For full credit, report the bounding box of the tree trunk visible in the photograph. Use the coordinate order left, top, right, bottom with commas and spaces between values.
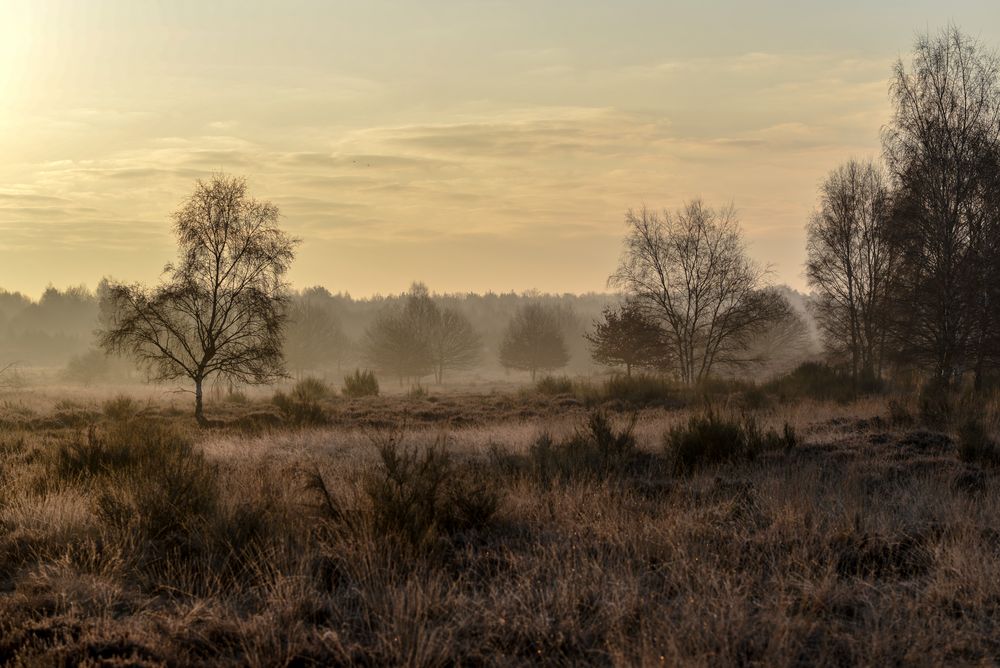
194, 378, 206, 426
626, 362, 631, 378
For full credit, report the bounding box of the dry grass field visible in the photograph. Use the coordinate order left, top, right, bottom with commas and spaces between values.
1, 383, 999, 666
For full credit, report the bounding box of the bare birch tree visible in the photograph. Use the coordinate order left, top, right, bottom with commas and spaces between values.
610, 200, 789, 384
882, 26, 1000, 385
99, 175, 297, 424
806, 159, 898, 386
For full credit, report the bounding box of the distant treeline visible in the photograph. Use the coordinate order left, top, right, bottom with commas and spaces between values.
0, 282, 816, 384
0, 285, 98, 366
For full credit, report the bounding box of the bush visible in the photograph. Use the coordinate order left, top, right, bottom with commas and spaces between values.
527, 410, 640, 485
343, 369, 379, 398
363, 433, 499, 550
273, 376, 333, 426
765, 362, 873, 403
739, 385, 772, 411
536, 375, 574, 395
407, 383, 428, 399
55, 419, 198, 481
666, 411, 745, 473
272, 390, 328, 427
54, 420, 218, 544
888, 398, 914, 427
958, 418, 1000, 467
919, 379, 954, 427
102, 395, 141, 421
602, 373, 675, 406
666, 410, 795, 474
291, 377, 332, 402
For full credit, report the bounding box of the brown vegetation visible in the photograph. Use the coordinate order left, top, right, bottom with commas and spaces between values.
1, 385, 999, 665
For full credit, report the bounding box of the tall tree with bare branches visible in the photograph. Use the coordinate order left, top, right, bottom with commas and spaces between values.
610, 200, 790, 384
806, 159, 899, 387
99, 175, 297, 423
883, 26, 1000, 386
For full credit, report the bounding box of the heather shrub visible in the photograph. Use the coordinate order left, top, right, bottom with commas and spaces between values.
765, 362, 865, 403
53, 420, 219, 545
536, 375, 574, 395
291, 376, 332, 402
362, 433, 499, 550
407, 383, 429, 399
343, 369, 379, 398
102, 395, 141, 421
272, 390, 328, 427
888, 398, 915, 427
528, 410, 640, 485
958, 418, 1000, 467
224, 388, 250, 404
602, 373, 674, 406
919, 379, 954, 427
666, 410, 795, 473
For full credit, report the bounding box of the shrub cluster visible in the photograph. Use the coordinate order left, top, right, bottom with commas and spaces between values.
918, 379, 959, 428
602, 373, 675, 406
361, 433, 500, 551
958, 418, 1000, 467
343, 369, 379, 398
291, 376, 332, 402
102, 394, 142, 420
666, 410, 796, 473
54, 420, 218, 545
526, 410, 641, 485
765, 362, 878, 403
535, 375, 575, 395
272, 377, 331, 426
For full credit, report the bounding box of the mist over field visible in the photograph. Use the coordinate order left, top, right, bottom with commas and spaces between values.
4, 3, 1000, 666
0, 282, 817, 389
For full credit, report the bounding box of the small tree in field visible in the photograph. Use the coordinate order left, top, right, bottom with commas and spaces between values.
99, 175, 297, 424
499, 303, 569, 380
585, 300, 667, 376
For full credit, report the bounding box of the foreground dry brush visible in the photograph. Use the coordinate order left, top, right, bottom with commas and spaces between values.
1, 393, 999, 665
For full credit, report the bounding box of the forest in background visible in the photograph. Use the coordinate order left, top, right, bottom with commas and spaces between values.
0, 282, 819, 385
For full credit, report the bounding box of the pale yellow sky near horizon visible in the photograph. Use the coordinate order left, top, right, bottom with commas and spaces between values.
2, 1, 1000, 299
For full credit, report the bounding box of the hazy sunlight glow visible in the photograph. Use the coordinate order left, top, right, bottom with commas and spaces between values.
1, 1, 999, 298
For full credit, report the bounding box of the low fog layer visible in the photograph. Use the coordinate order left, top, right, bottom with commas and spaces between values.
0, 283, 818, 388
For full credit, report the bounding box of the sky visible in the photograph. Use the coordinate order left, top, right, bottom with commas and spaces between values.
2, 1, 1000, 299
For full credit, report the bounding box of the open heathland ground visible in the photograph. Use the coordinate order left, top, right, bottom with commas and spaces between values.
1, 384, 999, 666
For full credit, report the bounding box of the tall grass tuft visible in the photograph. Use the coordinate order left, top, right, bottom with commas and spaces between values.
343, 369, 379, 398
291, 376, 332, 402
